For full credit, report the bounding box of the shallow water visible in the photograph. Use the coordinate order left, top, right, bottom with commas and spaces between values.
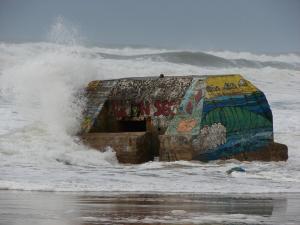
1, 191, 299, 225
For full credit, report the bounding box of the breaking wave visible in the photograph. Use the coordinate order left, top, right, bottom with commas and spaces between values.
96, 51, 300, 70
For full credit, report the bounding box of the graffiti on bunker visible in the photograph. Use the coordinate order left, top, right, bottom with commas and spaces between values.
110, 100, 177, 119
194, 75, 273, 160
81, 74, 281, 162
166, 78, 206, 135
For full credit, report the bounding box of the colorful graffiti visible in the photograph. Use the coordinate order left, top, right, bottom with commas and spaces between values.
139, 101, 150, 116
80, 80, 117, 134
86, 80, 101, 91
205, 75, 257, 99
193, 75, 273, 160
81, 75, 276, 161
164, 74, 273, 161
111, 100, 177, 119
112, 101, 128, 118
81, 117, 93, 133
177, 119, 197, 132
192, 123, 227, 153
166, 78, 206, 135
154, 100, 176, 116
201, 106, 272, 133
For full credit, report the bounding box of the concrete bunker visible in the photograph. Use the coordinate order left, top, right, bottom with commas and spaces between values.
80, 75, 288, 164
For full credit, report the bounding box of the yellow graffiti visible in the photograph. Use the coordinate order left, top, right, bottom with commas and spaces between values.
205, 75, 258, 99
86, 80, 101, 91
177, 119, 197, 133
81, 117, 92, 132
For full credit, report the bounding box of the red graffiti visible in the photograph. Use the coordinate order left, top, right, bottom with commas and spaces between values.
112, 100, 176, 118
139, 101, 150, 116
194, 90, 202, 103
154, 100, 176, 116
185, 101, 193, 114
112, 102, 127, 118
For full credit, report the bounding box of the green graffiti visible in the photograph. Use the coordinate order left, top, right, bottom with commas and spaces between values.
201, 106, 272, 133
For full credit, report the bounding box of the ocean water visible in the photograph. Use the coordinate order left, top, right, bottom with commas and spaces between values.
0, 22, 300, 194
1, 41, 299, 194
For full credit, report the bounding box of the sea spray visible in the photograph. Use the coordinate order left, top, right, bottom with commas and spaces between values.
0, 18, 118, 167
47, 16, 82, 46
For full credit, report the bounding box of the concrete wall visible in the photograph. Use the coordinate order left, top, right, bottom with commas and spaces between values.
81, 132, 157, 164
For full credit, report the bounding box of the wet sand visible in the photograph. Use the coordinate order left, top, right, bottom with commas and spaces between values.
0, 191, 299, 225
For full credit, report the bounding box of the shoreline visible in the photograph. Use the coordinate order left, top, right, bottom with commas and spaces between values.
1, 190, 299, 224
2, 188, 300, 195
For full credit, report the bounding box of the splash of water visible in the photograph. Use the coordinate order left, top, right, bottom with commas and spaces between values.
0, 17, 118, 167
47, 16, 82, 46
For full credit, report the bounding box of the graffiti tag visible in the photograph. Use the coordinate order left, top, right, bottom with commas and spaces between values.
154, 100, 176, 116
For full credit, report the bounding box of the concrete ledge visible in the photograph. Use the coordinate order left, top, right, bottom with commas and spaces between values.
159, 135, 195, 161
159, 134, 288, 162
224, 142, 288, 162
81, 132, 155, 164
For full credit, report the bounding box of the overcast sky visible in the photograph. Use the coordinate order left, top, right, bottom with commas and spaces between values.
0, 0, 299, 53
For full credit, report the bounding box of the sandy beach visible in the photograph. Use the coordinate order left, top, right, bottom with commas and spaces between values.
0, 190, 299, 225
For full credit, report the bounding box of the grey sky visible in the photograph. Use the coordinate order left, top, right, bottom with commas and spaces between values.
0, 0, 299, 53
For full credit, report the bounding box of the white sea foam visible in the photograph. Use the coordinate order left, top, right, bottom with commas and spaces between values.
205, 50, 300, 64
0, 19, 299, 193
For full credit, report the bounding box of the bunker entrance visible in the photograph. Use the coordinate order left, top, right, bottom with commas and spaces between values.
117, 120, 146, 132
87, 101, 160, 163
91, 101, 152, 133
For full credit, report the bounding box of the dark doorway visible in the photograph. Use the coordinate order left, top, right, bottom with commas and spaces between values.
118, 120, 146, 132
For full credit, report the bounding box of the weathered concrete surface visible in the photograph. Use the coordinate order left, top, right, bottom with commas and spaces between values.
109, 76, 192, 101
80, 74, 288, 163
81, 76, 193, 135
159, 135, 288, 162
225, 142, 288, 162
80, 80, 117, 134
159, 135, 194, 161
81, 132, 156, 164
